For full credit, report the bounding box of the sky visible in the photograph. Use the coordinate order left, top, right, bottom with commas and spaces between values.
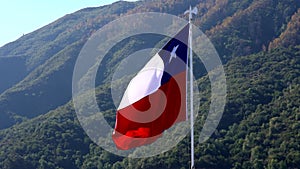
0, 0, 137, 47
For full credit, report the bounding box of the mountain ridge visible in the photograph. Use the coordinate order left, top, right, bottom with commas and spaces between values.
0, 0, 299, 168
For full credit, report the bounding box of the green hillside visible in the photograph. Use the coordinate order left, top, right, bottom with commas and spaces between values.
0, 0, 299, 168
0, 47, 299, 169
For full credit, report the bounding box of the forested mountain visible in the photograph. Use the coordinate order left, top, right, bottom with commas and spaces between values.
0, 0, 299, 168
0, 1, 138, 129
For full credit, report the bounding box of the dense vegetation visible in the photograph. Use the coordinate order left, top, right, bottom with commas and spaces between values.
0, 47, 299, 169
0, 0, 299, 168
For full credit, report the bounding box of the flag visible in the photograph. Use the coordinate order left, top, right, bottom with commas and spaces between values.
112, 24, 189, 150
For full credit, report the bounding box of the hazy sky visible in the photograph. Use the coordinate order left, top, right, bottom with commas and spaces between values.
0, 0, 137, 47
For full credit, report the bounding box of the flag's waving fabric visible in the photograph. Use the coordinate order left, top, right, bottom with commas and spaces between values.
112, 24, 189, 150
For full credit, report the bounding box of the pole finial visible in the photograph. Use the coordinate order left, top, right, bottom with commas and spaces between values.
184, 6, 198, 21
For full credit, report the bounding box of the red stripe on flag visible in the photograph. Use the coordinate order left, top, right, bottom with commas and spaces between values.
112, 71, 186, 150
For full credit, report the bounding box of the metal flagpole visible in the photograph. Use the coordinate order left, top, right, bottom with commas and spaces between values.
185, 6, 198, 169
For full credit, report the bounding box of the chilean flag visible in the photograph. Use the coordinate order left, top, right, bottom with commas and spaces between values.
112, 24, 189, 150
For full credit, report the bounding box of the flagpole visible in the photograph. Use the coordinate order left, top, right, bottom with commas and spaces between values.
189, 11, 195, 169
185, 6, 197, 169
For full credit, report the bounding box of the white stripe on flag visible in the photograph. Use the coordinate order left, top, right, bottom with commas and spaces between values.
118, 53, 164, 110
